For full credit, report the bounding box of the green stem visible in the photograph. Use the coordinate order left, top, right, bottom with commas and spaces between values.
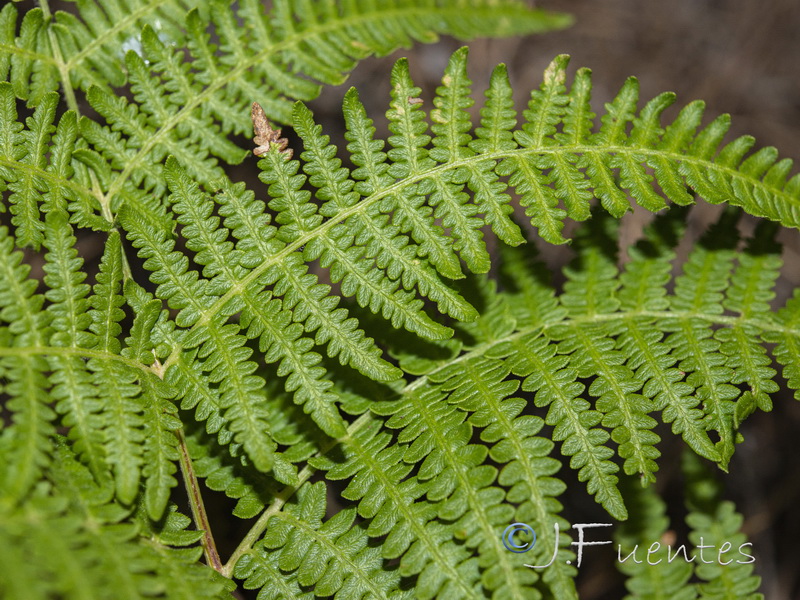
221, 412, 373, 578
176, 427, 223, 574
38, 0, 80, 114
39, 0, 114, 222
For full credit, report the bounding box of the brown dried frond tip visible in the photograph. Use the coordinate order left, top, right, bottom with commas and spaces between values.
251, 102, 292, 159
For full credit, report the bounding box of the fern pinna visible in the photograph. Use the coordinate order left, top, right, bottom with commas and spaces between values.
1, 3, 797, 598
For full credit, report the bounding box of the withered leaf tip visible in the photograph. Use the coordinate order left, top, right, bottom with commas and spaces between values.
251, 102, 292, 159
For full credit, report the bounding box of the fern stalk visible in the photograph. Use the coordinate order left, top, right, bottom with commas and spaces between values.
176, 426, 222, 573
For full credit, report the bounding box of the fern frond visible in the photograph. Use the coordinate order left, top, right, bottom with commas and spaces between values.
683, 452, 763, 599
0, 84, 103, 246
384, 51, 800, 247
342, 88, 476, 324
2, 28, 798, 599
0, 440, 230, 600
239, 481, 407, 599
0, 0, 570, 218
120, 198, 278, 471
719, 221, 782, 425
614, 478, 695, 600
123, 299, 181, 519
0, 224, 55, 502
505, 330, 628, 519
161, 47, 800, 393
0, 1, 205, 105
311, 415, 483, 599
44, 210, 109, 482
616, 208, 720, 462
661, 210, 741, 467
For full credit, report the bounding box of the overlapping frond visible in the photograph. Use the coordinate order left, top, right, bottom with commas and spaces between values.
0, 214, 187, 516
2, 30, 796, 599
2, 0, 571, 223
0, 82, 105, 247
230, 203, 788, 597
682, 452, 763, 599
614, 478, 695, 600
0, 0, 204, 105
0, 440, 230, 600
612, 455, 762, 600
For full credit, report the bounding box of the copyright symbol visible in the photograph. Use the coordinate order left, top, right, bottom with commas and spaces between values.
502, 523, 536, 553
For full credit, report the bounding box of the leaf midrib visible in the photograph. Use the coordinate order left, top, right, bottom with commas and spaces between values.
183, 144, 798, 338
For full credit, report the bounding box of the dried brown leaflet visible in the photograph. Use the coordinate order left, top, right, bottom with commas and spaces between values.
251, 102, 293, 159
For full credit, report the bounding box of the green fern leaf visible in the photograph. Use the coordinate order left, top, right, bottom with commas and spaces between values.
429, 47, 491, 274
615, 478, 696, 600
342, 88, 475, 325
719, 221, 782, 425
3, 22, 798, 598
242, 481, 407, 599
1, 0, 570, 223
0, 224, 55, 502
661, 210, 740, 467
469, 63, 524, 246
0, 82, 106, 236
0, 439, 230, 600
683, 452, 763, 600
617, 208, 720, 462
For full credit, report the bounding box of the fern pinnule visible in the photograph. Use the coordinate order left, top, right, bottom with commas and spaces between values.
429, 47, 491, 274
470, 63, 525, 247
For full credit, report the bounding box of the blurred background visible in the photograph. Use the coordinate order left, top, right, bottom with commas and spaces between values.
300, 2, 800, 598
